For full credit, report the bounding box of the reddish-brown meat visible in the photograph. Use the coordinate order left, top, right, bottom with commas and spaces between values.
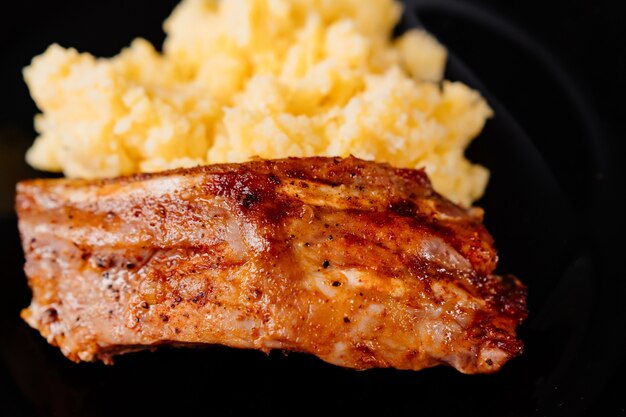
16, 156, 526, 373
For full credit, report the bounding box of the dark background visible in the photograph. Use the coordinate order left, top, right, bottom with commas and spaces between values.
1, 1, 624, 416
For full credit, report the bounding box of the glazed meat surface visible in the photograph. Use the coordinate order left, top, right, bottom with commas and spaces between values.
16, 156, 526, 373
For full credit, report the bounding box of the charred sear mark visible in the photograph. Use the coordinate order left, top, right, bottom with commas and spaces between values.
267, 173, 281, 185
389, 200, 418, 218
191, 291, 207, 305
95, 256, 110, 268
486, 274, 528, 319
42, 308, 58, 324
241, 192, 259, 208
310, 177, 340, 187
285, 169, 306, 179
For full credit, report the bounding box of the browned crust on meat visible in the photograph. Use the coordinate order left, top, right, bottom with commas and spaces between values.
16, 156, 527, 373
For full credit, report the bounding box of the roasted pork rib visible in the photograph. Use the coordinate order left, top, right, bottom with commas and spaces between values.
16, 156, 526, 373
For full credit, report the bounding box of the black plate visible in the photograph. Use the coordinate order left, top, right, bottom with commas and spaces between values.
1, 1, 623, 416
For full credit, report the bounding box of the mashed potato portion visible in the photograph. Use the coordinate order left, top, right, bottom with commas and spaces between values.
24, 0, 492, 206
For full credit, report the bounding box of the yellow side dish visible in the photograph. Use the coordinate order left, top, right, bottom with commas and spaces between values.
24, 0, 492, 206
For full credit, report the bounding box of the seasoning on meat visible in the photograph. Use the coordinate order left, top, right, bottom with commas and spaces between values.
16, 156, 526, 373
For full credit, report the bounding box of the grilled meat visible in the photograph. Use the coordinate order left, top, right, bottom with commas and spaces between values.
16, 156, 526, 373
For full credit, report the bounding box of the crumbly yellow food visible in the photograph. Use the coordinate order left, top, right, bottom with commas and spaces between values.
24, 0, 492, 206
